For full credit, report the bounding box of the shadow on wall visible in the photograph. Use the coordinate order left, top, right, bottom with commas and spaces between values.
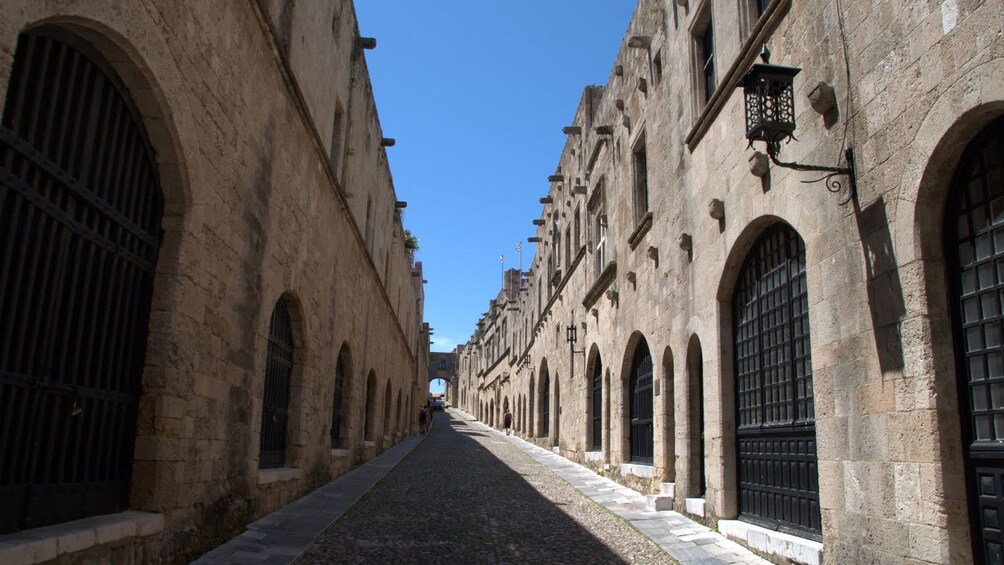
855, 196, 906, 375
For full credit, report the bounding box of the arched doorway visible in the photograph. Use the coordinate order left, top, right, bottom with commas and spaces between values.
331, 346, 349, 448
588, 349, 603, 451
260, 299, 295, 469
629, 339, 654, 464
946, 117, 1004, 561
529, 373, 536, 437
364, 372, 378, 441
382, 380, 392, 440
541, 368, 551, 438
686, 336, 705, 497
0, 29, 165, 532
733, 222, 820, 536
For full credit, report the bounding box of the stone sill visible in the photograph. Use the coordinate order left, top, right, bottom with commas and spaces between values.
627, 211, 653, 250
330, 448, 351, 460
584, 450, 604, 463
582, 260, 617, 309
685, 497, 706, 517
718, 519, 822, 565
619, 462, 654, 479
257, 466, 303, 485
0, 511, 163, 565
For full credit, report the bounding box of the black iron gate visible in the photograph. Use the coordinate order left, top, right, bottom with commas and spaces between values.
733, 223, 820, 538
947, 118, 1004, 564
542, 371, 550, 437
330, 354, 345, 448
592, 357, 602, 451
260, 300, 294, 469
0, 30, 163, 533
630, 341, 653, 464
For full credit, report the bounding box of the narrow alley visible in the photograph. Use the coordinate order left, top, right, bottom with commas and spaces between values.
199, 410, 768, 564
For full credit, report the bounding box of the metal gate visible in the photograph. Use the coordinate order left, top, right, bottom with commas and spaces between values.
733, 223, 820, 537
630, 341, 653, 464
542, 371, 550, 437
260, 300, 293, 469
592, 357, 602, 451
0, 30, 163, 533
947, 118, 1004, 564
330, 354, 345, 448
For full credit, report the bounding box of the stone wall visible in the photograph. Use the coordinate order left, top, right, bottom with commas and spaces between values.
457, 0, 1004, 563
0, 0, 427, 562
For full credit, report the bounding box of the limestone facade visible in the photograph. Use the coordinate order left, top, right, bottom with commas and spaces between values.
456, 0, 1004, 563
0, 0, 427, 562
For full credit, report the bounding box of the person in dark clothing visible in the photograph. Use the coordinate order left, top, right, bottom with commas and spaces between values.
503, 408, 513, 436
418, 406, 428, 434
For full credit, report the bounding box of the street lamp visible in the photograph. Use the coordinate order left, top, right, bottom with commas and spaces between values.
739, 45, 856, 202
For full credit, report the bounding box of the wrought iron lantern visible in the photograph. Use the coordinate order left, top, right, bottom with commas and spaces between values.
739, 45, 856, 202
741, 50, 800, 149
566, 324, 577, 345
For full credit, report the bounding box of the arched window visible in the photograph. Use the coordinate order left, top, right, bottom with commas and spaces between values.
591, 354, 603, 451
364, 372, 377, 441
331, 352, 347, 448
260, 299, 294, 469
630, 340, 654, 464
733, 223, 819, 536
946, 118, 1004, 561
542, 370, 551, 437
0, 29, 164, 532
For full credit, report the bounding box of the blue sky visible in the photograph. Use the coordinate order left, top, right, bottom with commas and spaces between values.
354, 3, 637, 392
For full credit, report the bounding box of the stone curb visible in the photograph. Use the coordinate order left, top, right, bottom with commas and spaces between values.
191, 433, 427, 565
454, 408, 770, 565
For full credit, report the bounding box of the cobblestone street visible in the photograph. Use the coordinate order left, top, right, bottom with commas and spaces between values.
298, 411, 674, 564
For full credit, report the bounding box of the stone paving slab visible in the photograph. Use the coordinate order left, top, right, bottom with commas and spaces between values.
191, 432, 426, 565
298, 409, 675, 564
454, 409, 770, 565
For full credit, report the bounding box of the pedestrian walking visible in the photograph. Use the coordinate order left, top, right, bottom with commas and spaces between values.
503, 408, 512, 436
418, 406, 428, 434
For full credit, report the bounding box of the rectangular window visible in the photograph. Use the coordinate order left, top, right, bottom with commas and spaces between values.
565, 226, 571, 271
594, 214, 607, 279
653, 50, 663, 86
698, 15, 716, 105
632, 136, 649, 226
574, 206, 581, 252
330, 101, 345, 173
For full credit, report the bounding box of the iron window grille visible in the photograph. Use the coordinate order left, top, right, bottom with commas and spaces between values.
260, 300, 294, 469
0, 29, 163, 533
946, 118, 1004, 562
733, 223, 820, 538
630, 343, 654, 464
542, 372, 550, 437
331, 356, 346, 449
591, 359, 603, 451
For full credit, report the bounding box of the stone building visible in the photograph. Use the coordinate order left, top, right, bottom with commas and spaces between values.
457, 0, 1004, 562
429, 350, 459, 404
0, 0, 427, 563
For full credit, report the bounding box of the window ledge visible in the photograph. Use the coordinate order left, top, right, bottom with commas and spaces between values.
582, 261, 617, 309
0, 511, 164, 564
627, 212, 653, 250
330, 448, 351, 459
257, 466, 302, 485
584, 450, 604, 463
620, 462, 654, 479
718, 519, 822, 565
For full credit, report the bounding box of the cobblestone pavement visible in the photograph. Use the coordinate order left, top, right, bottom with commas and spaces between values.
474, 415, 770, 565
297, 410, 675, 564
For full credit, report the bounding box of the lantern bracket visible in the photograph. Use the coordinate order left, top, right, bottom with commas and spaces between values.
765, 143, 857, 205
